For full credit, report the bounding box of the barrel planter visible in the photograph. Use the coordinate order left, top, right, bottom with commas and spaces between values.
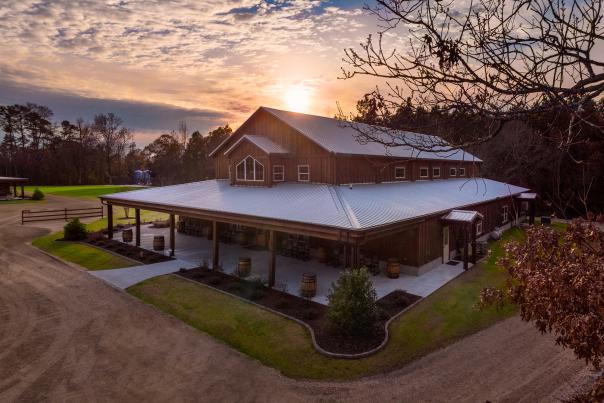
153, 235, 165, 251
387, 258, 400, 279
237, 257, 251, 278
122, 228, 133, 243
300, 272, 317, 298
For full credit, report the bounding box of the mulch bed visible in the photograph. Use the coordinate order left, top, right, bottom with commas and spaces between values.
85, 236, 174, 265
176, 267, 421, 355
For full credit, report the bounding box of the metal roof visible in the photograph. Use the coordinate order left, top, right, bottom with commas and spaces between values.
517, 192, 538, 200
223, 135, 289, 156
0, 176, 29, 183
102, 178, 527, 231
442, 210, 484, 223
261, 107, 482, 162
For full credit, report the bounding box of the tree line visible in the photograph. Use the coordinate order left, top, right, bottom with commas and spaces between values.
351, 94, 604, 218
0, 103, 230, 186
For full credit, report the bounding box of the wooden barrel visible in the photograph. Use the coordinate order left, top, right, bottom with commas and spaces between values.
300, 272, 317, 298
237, 257, 251, 277
236, 231, 247, 245
316, 246, 327, 263
153, 235, 165, 251
387, 258, 400, 279
122, 228, 133, 243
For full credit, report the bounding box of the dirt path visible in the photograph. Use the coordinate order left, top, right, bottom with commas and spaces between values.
0, 196, 587, 402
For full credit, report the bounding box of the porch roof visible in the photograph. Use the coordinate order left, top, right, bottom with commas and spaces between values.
0, 176, 29, 184
101, 178, 528, 232
442, 210, 484, 223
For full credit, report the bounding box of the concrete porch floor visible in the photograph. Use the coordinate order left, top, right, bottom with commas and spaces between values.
118, 224, 465, 305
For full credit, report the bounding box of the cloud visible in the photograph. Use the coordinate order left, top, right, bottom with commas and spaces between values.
0, 0, 386, 135
0, 79, 233, 146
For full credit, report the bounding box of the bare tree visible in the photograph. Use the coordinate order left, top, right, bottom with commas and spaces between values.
341, 0, 604, 151
93, 113, 133, 184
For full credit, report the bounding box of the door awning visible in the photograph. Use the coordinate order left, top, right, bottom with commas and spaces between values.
441, 209, 483, 224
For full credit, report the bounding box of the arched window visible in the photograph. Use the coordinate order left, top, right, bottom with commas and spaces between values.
236, 156, 264, 181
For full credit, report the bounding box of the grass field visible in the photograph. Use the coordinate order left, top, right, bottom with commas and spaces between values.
28, 185, 167, 270
24, 185, 143, 199
128, 228, 524, 380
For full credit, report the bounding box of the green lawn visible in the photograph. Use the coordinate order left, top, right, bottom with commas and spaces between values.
24, 185, 144, 199
33, 230, 135, 271
128, 228, 525, 380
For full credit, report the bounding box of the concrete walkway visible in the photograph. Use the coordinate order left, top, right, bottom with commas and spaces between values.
90, 259, 197, 289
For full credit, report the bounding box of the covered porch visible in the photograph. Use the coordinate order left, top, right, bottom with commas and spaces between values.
104, 211, 465, 304
0, 176, 28, 199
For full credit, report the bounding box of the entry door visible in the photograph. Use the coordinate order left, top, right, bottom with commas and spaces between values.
442, 226, 450, 263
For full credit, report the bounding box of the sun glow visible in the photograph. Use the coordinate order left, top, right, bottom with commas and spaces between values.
284, 84, 311, 112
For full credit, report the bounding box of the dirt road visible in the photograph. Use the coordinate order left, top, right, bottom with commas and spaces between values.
0, 196, 588, 402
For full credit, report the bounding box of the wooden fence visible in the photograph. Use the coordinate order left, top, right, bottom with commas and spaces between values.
22, 207, 104, 224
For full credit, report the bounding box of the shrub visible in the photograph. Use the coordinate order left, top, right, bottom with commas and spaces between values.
31, 188, 44, 200
327, 267, 379, 336
248, 278, 266, 301
63, 218, 87, 241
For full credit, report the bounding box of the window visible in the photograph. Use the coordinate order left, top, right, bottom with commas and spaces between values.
273, 165, 284, 182
394, 166, 406, 179
419, 167, 429, 178
459, 167, 466, 176
502, 205, 509, 223
297, 164, 310, 182
433, 167, 441, 178
476, 220, 483, 235
235, 156, 264, 181
450, 167, 457, 176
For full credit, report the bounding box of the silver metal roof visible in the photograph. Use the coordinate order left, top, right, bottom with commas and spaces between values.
102, 178, 527, 231
517, 192, 537, 200
442, 210, 484, 223
0, 176, 29, 182
262, 107, 482, 162
223, 135, 289, 156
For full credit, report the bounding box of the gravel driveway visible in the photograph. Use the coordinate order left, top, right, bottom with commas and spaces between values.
0, 196, 588, 402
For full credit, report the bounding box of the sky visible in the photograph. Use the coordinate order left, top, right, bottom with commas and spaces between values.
0, 0, 384, 145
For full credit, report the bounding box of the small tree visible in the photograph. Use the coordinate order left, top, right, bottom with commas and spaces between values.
327, 267, 379, 336
63, 218, 87, 241
31, 188, 44, 200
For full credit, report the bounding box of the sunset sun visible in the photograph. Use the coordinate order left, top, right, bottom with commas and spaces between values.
284, 84, 311, 112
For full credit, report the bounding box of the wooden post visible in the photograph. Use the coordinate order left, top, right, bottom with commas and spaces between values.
343, 243, 350, 268
268, 229, 276, 287
529, 200, 536, 225
471, 222, 477, 264
13, 184, 17, 197
135, 208, 141, 246
169, 214, 175, 256
462, 225, 468, 270
352, 243, 360, 269
212, 221, 219, 269
107, 204, 113, 239
20, 185, 24, 199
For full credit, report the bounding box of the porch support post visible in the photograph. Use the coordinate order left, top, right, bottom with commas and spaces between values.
343, 243, 350, 268
471, 222, 477, 264
20, 185, 24, 198
169, 214, 176, 256
135, 208, 141, 246
107, 204, 114, 239
13, 184, 17, 197
462, 225, 468, 270
529, 200, 536, 225
268, 229, 276, 287
352, 242, 360, 269
212, 221, 219, 269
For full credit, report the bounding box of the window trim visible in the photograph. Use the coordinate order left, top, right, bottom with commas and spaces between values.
272, 165, 285, 182
433, 166, 441, 178
449, 167, 457, 177
235, 155, 265, 182
502, 205, 509, 223
459, 167, 466, 176
419, 166, 429, 178
297, 164, 310, 182
394, 166, 406, 179
476, 220, 483, 235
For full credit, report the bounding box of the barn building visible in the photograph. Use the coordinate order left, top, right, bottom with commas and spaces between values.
100, 107, 534, 297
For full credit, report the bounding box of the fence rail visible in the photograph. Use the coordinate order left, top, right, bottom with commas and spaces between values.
22, 206, 103, 224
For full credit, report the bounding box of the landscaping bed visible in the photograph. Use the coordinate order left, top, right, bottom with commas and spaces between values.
176, 267, 420, 355
86, 236, 173, 265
